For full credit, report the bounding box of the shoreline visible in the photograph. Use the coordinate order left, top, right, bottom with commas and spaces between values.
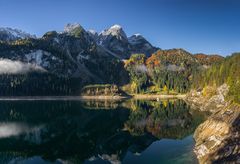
0, 94, 186, 101
132, 94, 186, 100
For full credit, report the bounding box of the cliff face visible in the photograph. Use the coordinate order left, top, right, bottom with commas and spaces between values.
186, 84, 240, 163
194, 104, 240, 163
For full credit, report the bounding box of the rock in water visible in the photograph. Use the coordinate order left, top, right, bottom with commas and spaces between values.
187, 84, 240, 163
194, 104, 240, 163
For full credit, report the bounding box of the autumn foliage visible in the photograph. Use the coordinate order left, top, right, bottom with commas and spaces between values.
194, 53, 224, 65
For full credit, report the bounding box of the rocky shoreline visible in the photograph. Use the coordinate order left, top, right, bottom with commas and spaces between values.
185, 84, 240, 163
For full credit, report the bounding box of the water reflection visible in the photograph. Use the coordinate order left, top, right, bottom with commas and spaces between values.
0, 99, 206, 164
124, 100, 201, 139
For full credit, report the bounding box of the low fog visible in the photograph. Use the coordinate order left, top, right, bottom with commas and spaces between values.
0, 59, 46, 74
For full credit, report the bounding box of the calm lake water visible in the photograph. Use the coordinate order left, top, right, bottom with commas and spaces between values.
0, 99, 206, 164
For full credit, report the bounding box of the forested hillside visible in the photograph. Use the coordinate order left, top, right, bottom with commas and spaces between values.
192, 53, 240, 103
123, 49, 223, 94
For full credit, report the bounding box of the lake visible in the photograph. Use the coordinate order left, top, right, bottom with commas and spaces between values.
0, 99, 206, 164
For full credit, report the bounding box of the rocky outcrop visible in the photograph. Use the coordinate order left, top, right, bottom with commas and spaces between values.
194, 104, 240, 163
186, 84, 240, 163
186, 84, 229, 113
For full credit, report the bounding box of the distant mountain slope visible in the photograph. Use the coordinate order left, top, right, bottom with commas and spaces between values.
0, 27, 36, 41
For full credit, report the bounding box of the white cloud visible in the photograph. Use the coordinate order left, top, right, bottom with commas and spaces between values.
0, 59, 46, 74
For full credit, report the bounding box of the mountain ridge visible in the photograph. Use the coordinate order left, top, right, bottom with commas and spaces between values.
0, 23, 227, 96
0, 23, 224, 58
0, 27, 36, 41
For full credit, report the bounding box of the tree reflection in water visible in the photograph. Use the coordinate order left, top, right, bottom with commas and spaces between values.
0, 99, 206, 163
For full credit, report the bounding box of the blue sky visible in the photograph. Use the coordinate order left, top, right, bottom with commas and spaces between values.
0, 0, 239, 56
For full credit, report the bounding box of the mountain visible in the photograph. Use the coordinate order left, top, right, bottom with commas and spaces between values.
0, 23, 226, 96
0, 23, 127, 79
0, 27, 36, 41
97, 24, 130, 59
128, 34, 158, 57
87, 29, 98, 41
0, 23, 129, 95
96, 24, 159, 59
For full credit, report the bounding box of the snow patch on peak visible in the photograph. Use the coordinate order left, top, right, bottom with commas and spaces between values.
128, 34, 146, 45
133, 33, 142, 37
100, 24, 127, 40
0, 27, 36, 41
64, 23, 83, 33
87, 29, 99, 41
110, 24, 122, 30
88, 29, 98, 35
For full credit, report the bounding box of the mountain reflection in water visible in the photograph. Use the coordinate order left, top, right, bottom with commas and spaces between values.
0, 99, 206, 164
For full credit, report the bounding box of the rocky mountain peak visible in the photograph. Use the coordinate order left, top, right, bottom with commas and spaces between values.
64, 23, 84, 33
128, 34, 158, 57
108, 24, 123, 33
99, 24, 127, 41
132, 33, 143, 38
88, 29, 98, 36
87, 29, 98, 41
128, 33, 146, 45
